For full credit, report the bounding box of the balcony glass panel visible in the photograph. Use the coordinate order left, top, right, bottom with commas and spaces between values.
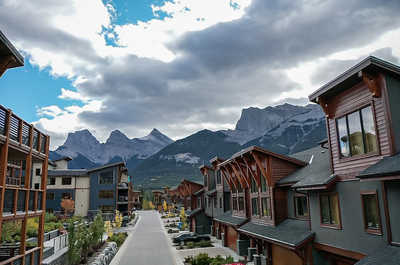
37, 192, 43, 210
25, 253, 32, 265
9, 116, 19, 142
22, 123, 30, 146
17, 190, 26, 212
0, 107, 6, 135
3, 189, 15, 214
29, 192, 35, 211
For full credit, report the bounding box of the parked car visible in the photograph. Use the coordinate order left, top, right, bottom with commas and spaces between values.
172, 232, 210, 244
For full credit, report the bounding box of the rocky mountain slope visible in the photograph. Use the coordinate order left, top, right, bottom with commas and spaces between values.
51, 128, 173, 167
51, 103, 326, 188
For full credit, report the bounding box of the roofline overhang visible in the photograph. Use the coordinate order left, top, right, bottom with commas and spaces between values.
237, 228, 315, 250
214, 217, 249, 228
219, 145, 307, 168
309, 56, 400, 102
293, 175, 338, 191
359, 174, 400, 182
0, 30, 24, 69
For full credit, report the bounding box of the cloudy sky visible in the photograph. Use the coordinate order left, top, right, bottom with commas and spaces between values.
1, 0, 400, 150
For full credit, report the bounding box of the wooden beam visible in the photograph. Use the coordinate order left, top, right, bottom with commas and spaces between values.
229, 163, 246, 189
242, 156, 260, 188
233, 159, 250, 188
316, 97, 333, 118
0, 109, 11, 238
252, 151, 271, 187
361, 71, 381, 98
219, 168, 233, 190
221, 165, 239, 191
0, 55, 15, 77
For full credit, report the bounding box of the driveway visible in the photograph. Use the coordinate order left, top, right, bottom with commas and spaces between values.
112, 211, 177, 265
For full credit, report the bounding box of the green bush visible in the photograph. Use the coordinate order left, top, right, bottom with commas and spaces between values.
186, 254, 234, 265
44, 213, 58, 223
196, 240, 212, 248
108, 232, 128, 247
186, 241, 195, 249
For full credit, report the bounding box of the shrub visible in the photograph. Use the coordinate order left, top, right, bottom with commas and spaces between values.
196, 240, 212, 248
186, 241, 194, 249
44, 213, 58, 223
108, 232, 128, 247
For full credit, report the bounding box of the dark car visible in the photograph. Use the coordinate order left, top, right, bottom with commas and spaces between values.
172, 232, 211, 244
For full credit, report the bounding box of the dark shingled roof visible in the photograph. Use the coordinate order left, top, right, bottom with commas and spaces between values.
214, 211, 248, 226
238, 219, 314, 248
278, 145, 335, 189
188, 208, 204, 218
358, 153, 400, 178
355, 246, 400, 265
48, 169, 88, 176
0, 30, 24, 68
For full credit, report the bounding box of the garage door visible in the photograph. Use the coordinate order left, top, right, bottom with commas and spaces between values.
272, 245, 302, 265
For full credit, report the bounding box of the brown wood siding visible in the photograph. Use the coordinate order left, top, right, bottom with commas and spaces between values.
270, 157, 300, 186
271, 245, 302, 265
327, 80, 391, 177
274, 189, 288, 224
226, 226, 238, 251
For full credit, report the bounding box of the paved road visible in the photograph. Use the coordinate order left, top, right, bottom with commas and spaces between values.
116, 211, 176, 265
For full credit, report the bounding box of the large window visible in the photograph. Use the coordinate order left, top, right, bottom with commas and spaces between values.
320, 193, 341, 228
238, 196, 245, 211
100, 205, 114, 213
46, 192, 55, 200
361, 191, 382, 235
232, 197, 238, 211
216, 171, 222, 184
47, 177, 56, 185
99, 190, 114, 199
62, 177, 72, 185
99, 171, 114, 185
261, 197, 271, 218
214, 197, 217, 208
337, 105, 378, 158
251, 177, 258, 193
295, 194, 309, 218
261, 176, 268, 192
251, 198, 259, 216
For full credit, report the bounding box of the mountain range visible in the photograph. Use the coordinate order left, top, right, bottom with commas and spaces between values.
50, 103, 326, 189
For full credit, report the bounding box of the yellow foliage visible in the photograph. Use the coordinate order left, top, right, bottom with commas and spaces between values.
163, 200, 168, 212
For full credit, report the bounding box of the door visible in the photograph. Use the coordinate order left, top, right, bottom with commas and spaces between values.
386, 180, 400, 244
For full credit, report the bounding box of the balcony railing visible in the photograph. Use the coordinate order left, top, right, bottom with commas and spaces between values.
0, 105, 48, 155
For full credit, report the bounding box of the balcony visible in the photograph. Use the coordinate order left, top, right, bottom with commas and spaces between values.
118, 182, 129, 190
117, 195, 129, 204
0, 105, 48, 158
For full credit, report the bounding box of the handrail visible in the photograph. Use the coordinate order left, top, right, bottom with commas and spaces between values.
0, 104, 48, 155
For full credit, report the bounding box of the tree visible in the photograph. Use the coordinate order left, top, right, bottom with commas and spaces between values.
89, 213, 105, 249
61, 199, 75, 218
163, 200, 168, 212
67, 223, 81, 265
142, 199, 150, 210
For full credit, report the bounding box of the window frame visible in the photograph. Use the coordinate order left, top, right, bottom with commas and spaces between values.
35, 168, 41, 176
47, 177, 56, 186
360, 190, 383, 235
335, 103, 380, 161
99, 170, 114, 185
294, 193, 309, 219
319, 192, 342, 229
46, 192, 55, 200
62, 177, 72, 186
99, 190, 114, 199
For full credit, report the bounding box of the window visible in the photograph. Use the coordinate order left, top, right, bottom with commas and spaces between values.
216, 171, 222, 184
261, 197, 271, 218
46, 192, 55, 200
62, 177, 72, 185
99, 190, 114, 199
214, 197, 217, 208
336, 105, 378, 158
204, 175, 208, 187
251, 198, 259, 216
232, 197, 238, 211
219, 198, 222, 209
320, 193, 341, 228
35, 168, 41, 176
99, 171, 113, 184
100, 205, 114, 213
251, 177, 258, 193
34, 183, 40, 190
261, 176, 268, 192
361, 191, 382, 234
62, 192, 72, 199
198, 198, 201, 208
295, 194, 309, 218
238, 196, 245, 211
47, 177, 56, 185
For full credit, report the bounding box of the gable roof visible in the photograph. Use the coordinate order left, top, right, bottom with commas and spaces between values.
278, 145, 336, 190
309, 56, 400, 102
214, 211, 248, 227
355, 245, 400, 265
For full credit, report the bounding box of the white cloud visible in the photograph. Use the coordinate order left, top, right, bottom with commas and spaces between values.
59, 88, 89, 102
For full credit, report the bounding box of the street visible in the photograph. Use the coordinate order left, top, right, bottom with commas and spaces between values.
113, 211, 177, 265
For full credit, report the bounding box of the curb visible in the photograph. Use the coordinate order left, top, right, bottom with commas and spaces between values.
158, 212, 184, 265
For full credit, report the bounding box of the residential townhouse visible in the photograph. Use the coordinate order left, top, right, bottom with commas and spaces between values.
0, 31, 50, 264
202, 56, 400, 265
45, 161, 135, 218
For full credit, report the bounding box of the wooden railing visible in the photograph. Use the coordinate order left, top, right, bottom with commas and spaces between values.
0, 105, 48, 155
